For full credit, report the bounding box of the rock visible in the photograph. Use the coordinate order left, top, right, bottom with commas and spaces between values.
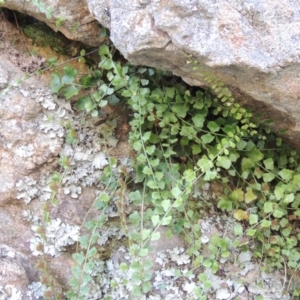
0, 61, 9, 89
1, 0, 104, 46
0, 59, 63, 205
0, 245, 38, 300
0, 40, 133, 296
87, 0, 300, 147
3, 0, 300, 145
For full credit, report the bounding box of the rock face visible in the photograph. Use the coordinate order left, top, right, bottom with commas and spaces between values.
2, 0, 299, 144
1, 0, 104, 46
87, 0, 300, 147
0, 17, 134, 297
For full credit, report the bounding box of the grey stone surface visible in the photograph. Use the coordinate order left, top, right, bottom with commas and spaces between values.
0, 61, 8, 89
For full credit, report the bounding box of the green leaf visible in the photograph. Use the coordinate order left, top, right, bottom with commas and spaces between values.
229, 151, 240, 162
66, 129, 78, 144
231, 188, 244, 202
282, 227, 291, 237
192, 114, 206, 129
273, 208, 285, 218
139, 248, 149, 257
150, 88, 164, 101
216, 156, 232, 169
161, 199, 171, 212
73, 252, 85, 265
151, 232, 161, 241
274, 184, 285, 201
50, 73, 63, 93
263, 158, 274, 170
283, 193, 294, 204
150, 158, 160, 167
142, 166, 152, 175
151, 215, 160, 226
279, 218, 289, 228
147, 180, 160, 189
63, 65, 77, 82
137, 154, 147, 163
171, 104, 189, 118
221, 251, 230, 258
120, 262, 128, 272
61, 85, 80, 99
84, 219, 96, 230
241, 158, 255, 171
207, 121, 220, 133
142, 229, 151, 240
107, 71, 114, 82
143, 260, 153, 270
98, 193, 109, 203
292, 195, 300, 208
129, 211, 141, 224
234, 224, 243, 235
180, 126, 197, 139
197, 156, 213, 172
234, 209, 248, 221
236, 139, 247, 150
155, 172, 164, 181
192, 144, 201, 155
211, 261, 219, 273
165, 87, 175, 98
171, 186, 182, 198
204, 170, 217, 181
87, 247, 97, 258
217, 196, 232, 212
161, 215, 172, 225
246, 228, 256, 236
163, 112, 177, 123
76, 96, 94, 111
91, 110, 98, 117
142, 281, 152, 293
101, 58, 114, 70
203, 260, 212, 268
292, 174, 300, 187
78, 235, 89, 249
264, 202, 274, 213
99, 45, 110, 56
201, 133, 215, 144
141, 79, 149, 86
278, 169, 294, 181
142, 131, 151, 142
263, 172, 275, 183
245, 189, 257, 203
182, 170, 194, 184
222, 124, 235, 137
173, 197, 183, 208
133, 141, 142, 151
249, 214, 258, 225
71, 265, 82, 279
261, 220, 271, 227
247, 149, 264, 162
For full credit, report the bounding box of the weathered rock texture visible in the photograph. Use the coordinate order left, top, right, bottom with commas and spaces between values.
87, 0, 300, 147
0, 0, 104, 46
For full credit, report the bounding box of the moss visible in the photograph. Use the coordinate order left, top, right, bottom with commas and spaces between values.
22, 22, 80, 56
